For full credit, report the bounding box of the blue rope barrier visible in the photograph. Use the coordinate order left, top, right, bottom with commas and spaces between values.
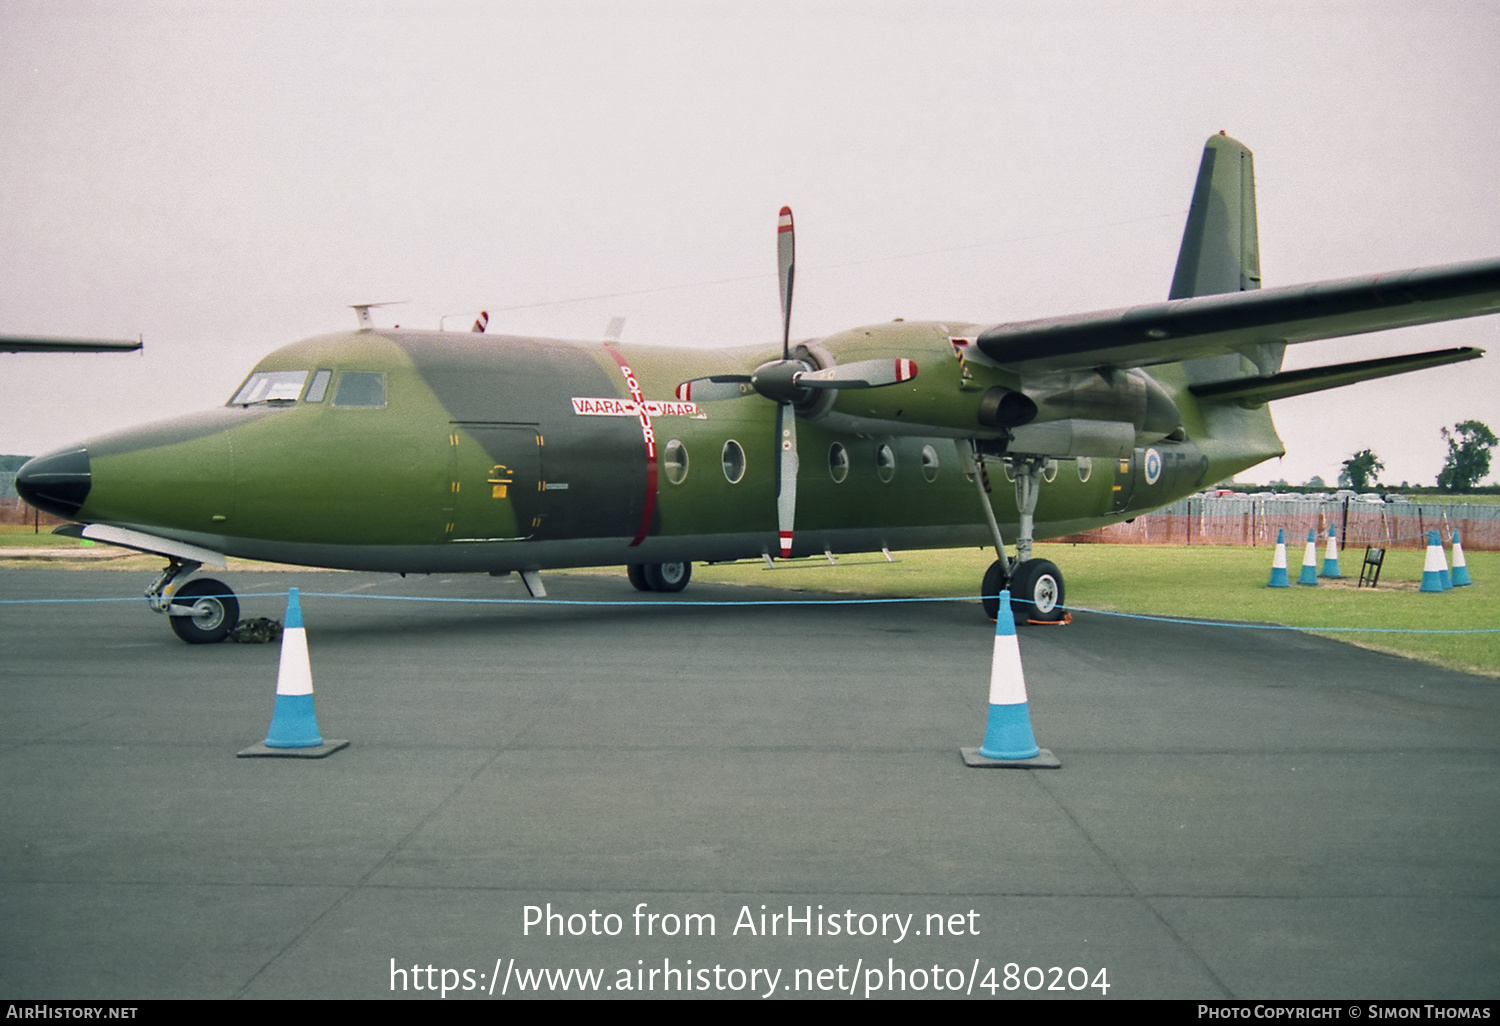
1, 589, 1495, 634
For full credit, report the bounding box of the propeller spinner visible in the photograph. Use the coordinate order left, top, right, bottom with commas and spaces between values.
673, 207, 919, 561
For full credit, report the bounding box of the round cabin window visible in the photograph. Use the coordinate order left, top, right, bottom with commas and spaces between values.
828, 442, 850, 483
664, 439, 689, 485
920, 444, 940, 483
721, 439, 746, 484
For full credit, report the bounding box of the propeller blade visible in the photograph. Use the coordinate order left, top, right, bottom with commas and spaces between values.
777, 206, 795, 359
775, 402, 798, 559
675, 375, 752, 402
797, 357, 919, 390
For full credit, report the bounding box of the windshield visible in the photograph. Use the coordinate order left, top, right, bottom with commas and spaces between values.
230, 371, 309, 405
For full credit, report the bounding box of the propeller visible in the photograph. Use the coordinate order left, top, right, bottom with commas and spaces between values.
774, 206, 798, 559
673, 207, 921, 561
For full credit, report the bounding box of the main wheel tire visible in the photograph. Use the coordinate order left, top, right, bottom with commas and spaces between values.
168, 578, 239, 644
1009, 558, 1065, 623
643, 561, 691, 593
626, 564, 652, 592
980, 559, 1009, 621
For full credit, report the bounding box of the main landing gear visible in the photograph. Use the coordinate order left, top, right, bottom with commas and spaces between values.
969, 445, 1067, 625
627, 561, 693, 593
148, 558, 240, 644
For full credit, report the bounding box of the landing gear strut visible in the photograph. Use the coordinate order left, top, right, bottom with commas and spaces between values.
969, 445, 1067, 624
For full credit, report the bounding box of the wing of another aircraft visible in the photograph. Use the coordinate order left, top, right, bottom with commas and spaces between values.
974, 256, 1500, 373
972, 256, 1500, 372
1, 334, 142, 353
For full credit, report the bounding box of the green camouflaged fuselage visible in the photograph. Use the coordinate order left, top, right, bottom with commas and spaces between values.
62, 323, 1283, 573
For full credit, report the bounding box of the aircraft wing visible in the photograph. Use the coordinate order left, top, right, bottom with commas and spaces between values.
1186, 346, 1483, 405
974, 256, 1500, 371
0, 334, 142, 353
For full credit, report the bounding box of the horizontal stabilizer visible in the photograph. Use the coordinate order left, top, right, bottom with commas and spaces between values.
1, 334, 141, 353
976, 256, 1500, 371
1188, 346, 1483, 406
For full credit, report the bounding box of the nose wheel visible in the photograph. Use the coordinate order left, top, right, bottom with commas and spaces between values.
167, 578, 240, 644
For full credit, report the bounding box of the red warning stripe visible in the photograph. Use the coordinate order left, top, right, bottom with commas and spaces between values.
603, 344, 657, 547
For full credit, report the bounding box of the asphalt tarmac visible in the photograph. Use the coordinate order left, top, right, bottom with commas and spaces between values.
1, 567, 1496, 1000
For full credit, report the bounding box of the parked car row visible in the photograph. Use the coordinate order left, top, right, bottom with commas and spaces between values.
1195, 489, 1409, 503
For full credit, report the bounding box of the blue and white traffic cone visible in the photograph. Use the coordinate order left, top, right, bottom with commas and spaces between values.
1320, 525, 1342, 578
1298, 528, 1320, 586
1451, 531, 1472, 587
1268, 529, 1290, 588
1420, 531, 1447, 594
962, 589, 1059, 768
238, 588, 348, 758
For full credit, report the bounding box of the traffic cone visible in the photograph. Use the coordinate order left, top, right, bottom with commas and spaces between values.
238, 588, 349, 758
1320, 525, 1343, 578
962, 589, 1059, 768
1420, 531, 1447, 594
1451, 531, 1472, 587
1298, 528, 1319, 586
1267, 529, 1290, 588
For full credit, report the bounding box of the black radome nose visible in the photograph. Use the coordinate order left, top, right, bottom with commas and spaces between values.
15, 447, 91, 518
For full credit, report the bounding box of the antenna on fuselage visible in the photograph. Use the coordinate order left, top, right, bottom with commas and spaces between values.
349, 302, 404, 330
603, 316, 625, 341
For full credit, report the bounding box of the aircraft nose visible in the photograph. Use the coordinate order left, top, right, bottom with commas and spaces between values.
15, 446, 92, 518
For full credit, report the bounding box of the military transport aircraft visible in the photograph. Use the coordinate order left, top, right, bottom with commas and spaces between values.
14, 134, 1499, 642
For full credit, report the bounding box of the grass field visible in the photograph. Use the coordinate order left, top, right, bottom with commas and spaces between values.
692, 544, 1499, 678
2, 524, 1494, 677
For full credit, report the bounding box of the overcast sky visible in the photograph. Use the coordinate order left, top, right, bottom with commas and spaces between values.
2, 0, 1496, 487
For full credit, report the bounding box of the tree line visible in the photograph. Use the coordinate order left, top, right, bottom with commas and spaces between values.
1340, 420, 1496, 492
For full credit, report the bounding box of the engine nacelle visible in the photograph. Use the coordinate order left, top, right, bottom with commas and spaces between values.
792, 322, 1183, 456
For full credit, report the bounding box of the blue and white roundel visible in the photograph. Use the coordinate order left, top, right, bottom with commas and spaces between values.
1143, 448, 1163, 485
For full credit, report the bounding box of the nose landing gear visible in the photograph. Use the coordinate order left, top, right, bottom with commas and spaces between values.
148, 558, 240, 643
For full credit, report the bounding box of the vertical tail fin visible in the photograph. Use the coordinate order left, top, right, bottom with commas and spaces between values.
1171, 132, 1260, 299
1175, 133, 1281, 381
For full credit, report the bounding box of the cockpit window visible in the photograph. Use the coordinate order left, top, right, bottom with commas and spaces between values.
304, 369, 333, 403
230, 371, 309, 406
332, 372, 386, 408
